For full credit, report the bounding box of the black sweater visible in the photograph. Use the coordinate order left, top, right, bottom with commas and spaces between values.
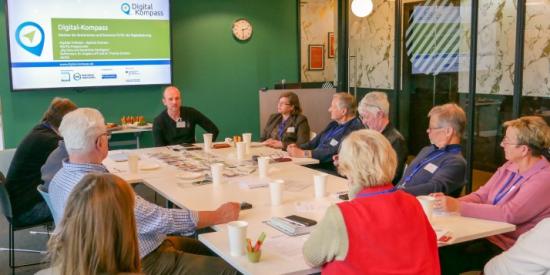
153, 106, 219, 146
6, 123, 60, 217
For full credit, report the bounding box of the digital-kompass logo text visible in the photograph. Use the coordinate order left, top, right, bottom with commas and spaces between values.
121, 2, 164, 17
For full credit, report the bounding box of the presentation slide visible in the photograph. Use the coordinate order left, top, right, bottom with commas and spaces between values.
7, 0, 171, 90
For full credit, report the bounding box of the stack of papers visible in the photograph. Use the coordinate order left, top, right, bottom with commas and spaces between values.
238, 176, 271, 189
264, 217, 316, 236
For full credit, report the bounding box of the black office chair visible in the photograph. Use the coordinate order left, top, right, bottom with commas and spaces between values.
0, 173, 51, 275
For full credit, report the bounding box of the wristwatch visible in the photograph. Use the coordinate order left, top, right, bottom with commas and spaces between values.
304, 150, 312, 158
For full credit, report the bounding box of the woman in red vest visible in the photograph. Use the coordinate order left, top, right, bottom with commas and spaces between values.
303, 129, 440, 274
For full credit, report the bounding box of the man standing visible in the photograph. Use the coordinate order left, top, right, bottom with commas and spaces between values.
153, 86, 219, 146
49, 108, 239, 274
287, 92, 363, 172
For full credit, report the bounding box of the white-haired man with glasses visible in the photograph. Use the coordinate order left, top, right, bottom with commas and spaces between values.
49, 108, 239, 275
357, 92, 408, 183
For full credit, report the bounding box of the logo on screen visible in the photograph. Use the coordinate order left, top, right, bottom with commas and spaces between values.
15, 21, 45, 57
121, 3, 131, 15
121, 2, 164, 17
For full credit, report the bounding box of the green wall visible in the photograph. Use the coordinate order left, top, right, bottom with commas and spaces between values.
0, 0, 298, 148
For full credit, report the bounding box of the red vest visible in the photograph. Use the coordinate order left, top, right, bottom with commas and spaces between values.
323, 184, 440, 275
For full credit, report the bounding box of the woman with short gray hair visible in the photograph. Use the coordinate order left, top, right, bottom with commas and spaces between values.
397, 103, 467, 196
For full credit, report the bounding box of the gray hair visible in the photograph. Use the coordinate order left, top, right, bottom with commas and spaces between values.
333, 92, 357, 115
358, 92, 390, 116
59, 108, 106, 154
428, 103, 466, 137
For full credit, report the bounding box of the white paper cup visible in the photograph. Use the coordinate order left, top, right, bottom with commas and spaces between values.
203, 133, 213, 152
211, 163, 224, 185
127, 154, 139, 173
314, 173, 328, 198
258, 157, 270, 178
242, 133, 252, 154
236, 142, 246, 160
270, 179, 284, 206
227, 221, 248, 257
417, 195, 435, 221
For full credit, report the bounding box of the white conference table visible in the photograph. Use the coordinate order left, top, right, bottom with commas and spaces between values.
109, 126, 153, 148
104, 145, 515, 275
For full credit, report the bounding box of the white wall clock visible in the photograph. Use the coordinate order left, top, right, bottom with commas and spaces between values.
232, 18, 253, 41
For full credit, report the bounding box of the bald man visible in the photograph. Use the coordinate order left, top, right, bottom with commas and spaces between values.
153, 86, 219, 146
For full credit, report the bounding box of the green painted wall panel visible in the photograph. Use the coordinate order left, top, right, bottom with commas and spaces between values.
0, 0, 298, 148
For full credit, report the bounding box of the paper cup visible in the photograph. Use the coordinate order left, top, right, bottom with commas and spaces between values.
236, 142, 246, 160
127, 154, 139, 173
258, 157, 270, 178
417, 195, 435, 221
270, 179, 284, 206
227, 221, 248, 257
242, 133, 252, 154
211, 163, 224, 185
203, 133, 213, 152
314, 173, 328, 198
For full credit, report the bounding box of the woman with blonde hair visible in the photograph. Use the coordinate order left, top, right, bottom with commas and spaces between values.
435, 116, 550, 274
303, 129, 439, 274
40, 173, 141, 275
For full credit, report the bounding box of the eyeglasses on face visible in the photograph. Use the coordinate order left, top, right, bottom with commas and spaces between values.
501, 136, 521, 146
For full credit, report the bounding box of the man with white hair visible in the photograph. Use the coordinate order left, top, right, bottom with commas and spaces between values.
288, 92, 363, 172
49, 108, 239, 275
357, 92, 408, 183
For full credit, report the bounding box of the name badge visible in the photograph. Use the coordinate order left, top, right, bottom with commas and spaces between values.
329, 139, 339, 147
424, 163, 438, 174
287, 127, 295, 133
176, 120, 186, 128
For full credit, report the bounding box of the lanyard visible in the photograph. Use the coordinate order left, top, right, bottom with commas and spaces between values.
320, 124, 347, 145
41, 122, 53, 131
277, 118, 288, 140
492, 172, 524, 205
400, 146, 461, 187
355, 187, 397, 198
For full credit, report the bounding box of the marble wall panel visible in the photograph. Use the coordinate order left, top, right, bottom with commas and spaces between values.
300, 0, 337, 83
349, 0, 395, 89
458, 0, 549, 97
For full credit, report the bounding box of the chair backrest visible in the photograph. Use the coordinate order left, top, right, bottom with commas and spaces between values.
0, 172, 13, 220
37, 184, 59, 225
0, 148, 16, 176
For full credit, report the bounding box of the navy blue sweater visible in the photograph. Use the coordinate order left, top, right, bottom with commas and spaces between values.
397, 144, 466, 196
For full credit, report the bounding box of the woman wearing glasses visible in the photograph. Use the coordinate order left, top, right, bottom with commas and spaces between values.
396, 103, 467, 196
261, 91, 310, 149
435, 116, 550, 274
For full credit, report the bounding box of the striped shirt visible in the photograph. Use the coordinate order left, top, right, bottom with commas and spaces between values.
49, 160, 198, 258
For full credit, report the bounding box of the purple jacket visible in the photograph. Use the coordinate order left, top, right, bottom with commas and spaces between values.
459, 158, 550, 250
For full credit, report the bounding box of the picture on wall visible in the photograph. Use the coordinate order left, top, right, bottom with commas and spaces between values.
328, 32, 335, 58
308, 44, 324, 70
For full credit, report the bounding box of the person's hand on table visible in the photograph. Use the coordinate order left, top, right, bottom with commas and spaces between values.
197, 202, 240, 228
431, 192, 460, 212
287, 144, 310, 158
215, 202, 240, 224
263, 138, 283, 149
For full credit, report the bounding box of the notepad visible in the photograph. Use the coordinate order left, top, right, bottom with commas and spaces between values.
264, 217, 316, 236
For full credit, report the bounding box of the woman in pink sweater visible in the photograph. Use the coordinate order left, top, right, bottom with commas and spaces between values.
434, 116, 550, 274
